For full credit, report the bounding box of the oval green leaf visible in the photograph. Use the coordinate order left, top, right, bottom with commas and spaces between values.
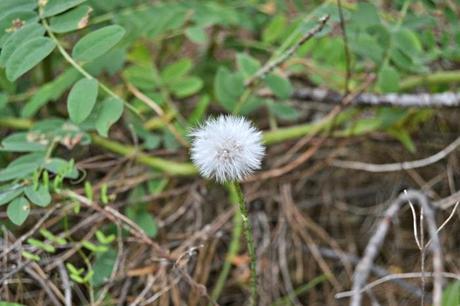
0, 162, 39, 182
171, 77, 203, 98
7, 196, 30, 225
265, 74, 293, 99
6, 37, 56, 81
42, 0, 86, 18
49, 5, 92, 33
0, 187, 23, 206
25, 185, 51, 207
72, 25, 126, 62
0, 23, 45, 67
67, 78, 99, 124
95, 97, 124, 137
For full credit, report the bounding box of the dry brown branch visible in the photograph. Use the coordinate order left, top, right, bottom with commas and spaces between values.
0, 203, 62, 258
57, 260, 72, 306
336, 272, 460, 299
433, 190, 460, 209
332, 136, 460, 172
347, 190, 443, 306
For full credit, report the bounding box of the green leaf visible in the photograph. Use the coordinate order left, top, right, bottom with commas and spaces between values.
0, 301, 27, 306
0, 93, 8, 110
442, 280, 460, 306
265, 74, 293, 99
187, 95, 210, 124
40, 229, 67, 245
7, 196, 30, 225
240, 95, 265, 115
237, 53, 261, 79
214, 66, 244, 112
0, 23, 45, 67
22, 68, 81, 117
8, 152, 45, 168
72, 25, 126, 62
49, 5, 92, 33
67, 78, 99, 124
377, 64, 400, 93
0, 10, 38, 47
351, 2, 380, 29
44, 158, 79, 179
160, 58, 193, 84
91, 248, 117, 286
185, 25, 207, 44
269, 102, 300, 121
42, 0, 86, 18
262, 14, 287, 43
95, 97, 124, 137
388, 128, 416, 153
0, 132, 47, 152
0, 186, 23, 206
0, 162, 39, 182
5, 37, 56, 81
21, 251, 40, 262
170, 77, 203, 98
27, 238, 55, 253
0, 0, 36, 13
25, 185, 51, 207
126, 207, 157, 238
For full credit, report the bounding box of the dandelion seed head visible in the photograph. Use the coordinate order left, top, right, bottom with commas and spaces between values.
190, 115, 265, 183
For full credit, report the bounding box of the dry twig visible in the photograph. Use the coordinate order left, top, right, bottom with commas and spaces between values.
332, 136, 460, 172
347, 190, 443, 306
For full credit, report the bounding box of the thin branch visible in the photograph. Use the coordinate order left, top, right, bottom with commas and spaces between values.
0, 203, 61, 258
57, 260, 72, 306
332, 136, 460, 172
292, 87, 460, 107
337, 272, 460, 299
337, 0, 351, 94
348, 190, 443, 306
425, 201, 459, 248
245, 15, 330, 87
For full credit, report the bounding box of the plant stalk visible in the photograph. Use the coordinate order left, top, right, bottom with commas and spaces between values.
230, 181, 257, 306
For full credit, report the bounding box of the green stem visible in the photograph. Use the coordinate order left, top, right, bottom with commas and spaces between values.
210, 183, 243, 304
400, 70, 460, 91
91, 134, 197, 176
230, 181, 257, 306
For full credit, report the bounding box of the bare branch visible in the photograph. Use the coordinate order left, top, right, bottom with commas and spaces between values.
292, 87, 460, 108
245, 15, 330, 87
332, 136, 460, 172
348, 190, 443, 306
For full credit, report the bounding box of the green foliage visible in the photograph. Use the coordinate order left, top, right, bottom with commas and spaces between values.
6, 37, 56, 81
49, 5, 92, 33
442, 280, 460, 306
7, 196, 30, 225
67, 78, 99, 124
0, 2, 458, 303
72, 25, 125, 62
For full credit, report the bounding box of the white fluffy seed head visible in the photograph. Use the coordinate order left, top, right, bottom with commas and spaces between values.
190, 115, 265, 183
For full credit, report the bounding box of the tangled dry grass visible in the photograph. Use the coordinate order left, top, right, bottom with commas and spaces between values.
1, 107, 459, 306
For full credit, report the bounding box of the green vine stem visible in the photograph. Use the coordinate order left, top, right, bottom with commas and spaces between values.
91, 134, 197, 176
210, 183, 243, 304
400, 70, 460, 91
230, 181, 257, 306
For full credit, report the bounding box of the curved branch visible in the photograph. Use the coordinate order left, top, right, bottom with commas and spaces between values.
349, 190, 443, 306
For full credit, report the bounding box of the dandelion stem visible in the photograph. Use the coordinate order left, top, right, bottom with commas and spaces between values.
230, 181, 257, 306
210, 183, 242, 304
